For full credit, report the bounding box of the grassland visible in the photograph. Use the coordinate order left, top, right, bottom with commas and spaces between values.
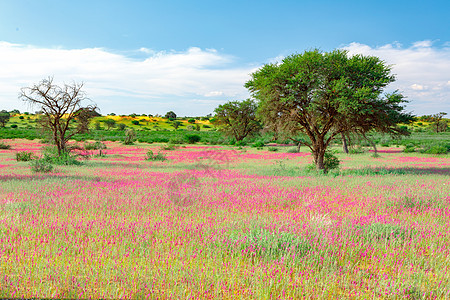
0, 139, 449, 298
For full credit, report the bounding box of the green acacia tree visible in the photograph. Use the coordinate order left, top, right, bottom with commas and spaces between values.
245, 49, 413, 171
214, 99, 261, 141
0, 110, 10, 127
165, 111, 177, 119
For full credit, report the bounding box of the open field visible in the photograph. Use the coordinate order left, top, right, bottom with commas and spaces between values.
0, 139, 449, 298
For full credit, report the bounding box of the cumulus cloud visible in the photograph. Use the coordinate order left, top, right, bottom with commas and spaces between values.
343, 41, 450, 115
0, 42, 254, 115
411, 84, 426, 90
204, 91, 224, 97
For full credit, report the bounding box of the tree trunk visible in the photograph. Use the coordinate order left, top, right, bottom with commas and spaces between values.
297, 142, 301, 152
341, 133, 348, 154
368, 139, 377, 155
313, 144, 326, 171
315, 151, 325, 171
53, 133, 62, 156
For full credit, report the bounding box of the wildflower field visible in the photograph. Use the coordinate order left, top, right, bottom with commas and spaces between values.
0, 139, 449, 299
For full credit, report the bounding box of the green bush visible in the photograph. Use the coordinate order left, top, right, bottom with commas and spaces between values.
252, 141, 265, 148
145, 150, 167, 161
349, 146, 365, 154
424, 145, 448, 154
131, 120, 140, 125
235, 140, 247, 147
186, 134, 201, 144
402, 142, 417, 153
117, 123, 126, 130
19, 116, 24, 120
267, 147, 278, 152
202, 124, 211, 129
11, 124, 18, 128
323, 151, 340, 172
84, 141, 107, 151
123, 129, 136, 145
161, 144, 176, 150
39, 146, 81, 165
167, 137, 183, 144
0, 142, 11, 149
188, 118, 195, 124
30, 159, 53, 173
16, 151, 34, 161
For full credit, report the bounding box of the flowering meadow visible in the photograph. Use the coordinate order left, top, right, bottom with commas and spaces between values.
0, 139, 449, 299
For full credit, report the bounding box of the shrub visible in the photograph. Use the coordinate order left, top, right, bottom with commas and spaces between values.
11, 124, 18, 128
42, 146, 81, 165
235, 140, 247, 147
305, 151, 340, 173
30, 159, 53, 173
19, 116, 24, 120
84, 141, 106, 150
287, 147, 299, 153
188, 118, 195, 124
131, 120, 140, 125
16, 151, 34, 161
123, 129, 136, 145
117, 123, 126, 130
161, 144, 176, 150
267, 147, 278, 152
202, 124, 211, 129
84, 141, 107, 156
186, 134, 201, 144
168, 137, 184, 144
403, 144, 416, 153
0, 142, 11, 149
349, 145, 365, 154
424, 145, 448, 154
146, 150, 167, 161
186, 125, 195, 131
380, 138, 390, 147
252, 141, 265, 148
323, 151, 340, 172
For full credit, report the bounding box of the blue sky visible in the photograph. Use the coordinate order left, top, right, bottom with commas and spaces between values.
0, 0, 449, 116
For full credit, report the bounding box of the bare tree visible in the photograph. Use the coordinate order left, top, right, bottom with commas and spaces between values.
19, 77, 98, 155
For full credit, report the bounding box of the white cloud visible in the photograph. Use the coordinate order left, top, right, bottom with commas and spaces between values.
412, 40, 433, 48
343, 41, 450, 115
411, 84, 426, 90
0, 42, 253, 115
204, 91, 224, 97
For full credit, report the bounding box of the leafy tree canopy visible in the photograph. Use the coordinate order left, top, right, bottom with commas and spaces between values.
165, 111, 177, 119
0, 110, 10, 127
245, 49, 414, 170
214, 99, 261, 141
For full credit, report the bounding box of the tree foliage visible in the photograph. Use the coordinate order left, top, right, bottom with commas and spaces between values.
429, 112, 448, 133
0, 110, 10, 127
214, 99, 261, 141
246, 49, 413, 170
19, 77, 98, 155
165, 111, 177, 119
104, 118, 116, 130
